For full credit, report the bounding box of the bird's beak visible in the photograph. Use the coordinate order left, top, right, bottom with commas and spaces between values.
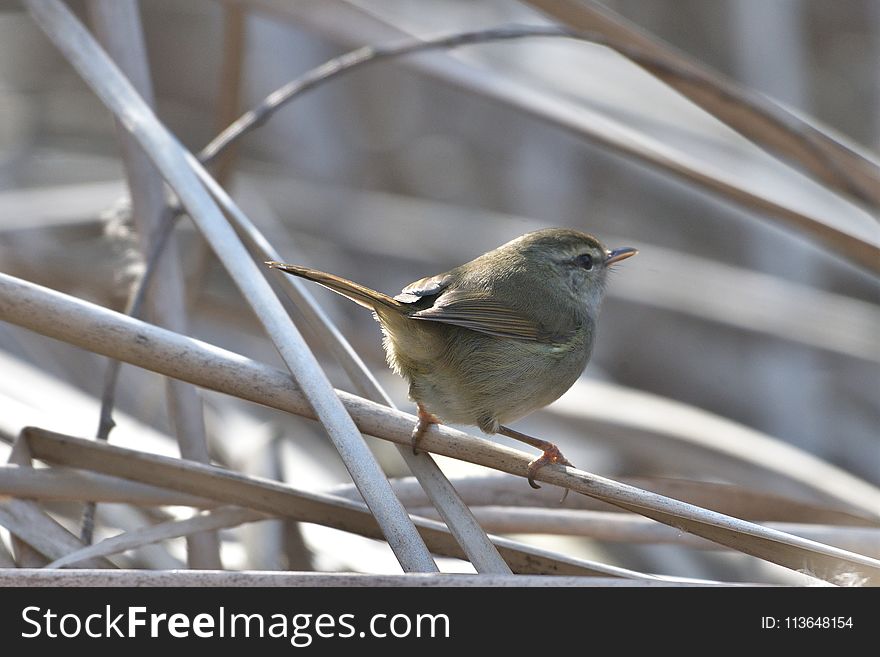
605, 246, 638, 265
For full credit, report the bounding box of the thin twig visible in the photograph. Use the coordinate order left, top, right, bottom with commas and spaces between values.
198, 23, 879, 213
80, 209, 178, 544
95, 211, 178, 442
52, 507, 267, 569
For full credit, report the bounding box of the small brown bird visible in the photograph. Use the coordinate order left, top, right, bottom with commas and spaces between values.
268, 228, 636, 487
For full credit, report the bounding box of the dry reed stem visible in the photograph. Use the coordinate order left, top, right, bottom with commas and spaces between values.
22, 428, 650, 580
525, 0, 880, 209
84, 0, 220, 564
214, 0, 880, 272
24, 0, 435, 572
0, 570, 747, 587
2, 273, 878, 585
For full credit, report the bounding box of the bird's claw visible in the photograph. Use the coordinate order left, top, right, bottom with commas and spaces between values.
410, 420, 429, 455
526, 445, 573, 489
411, 405, 440, 455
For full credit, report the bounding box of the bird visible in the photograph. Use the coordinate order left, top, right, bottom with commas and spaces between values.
267, 228, 637, 488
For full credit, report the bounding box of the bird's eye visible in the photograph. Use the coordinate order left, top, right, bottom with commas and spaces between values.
575, 253, 593, 270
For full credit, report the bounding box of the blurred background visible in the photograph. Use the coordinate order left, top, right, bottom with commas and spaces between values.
0, 0, 877, 581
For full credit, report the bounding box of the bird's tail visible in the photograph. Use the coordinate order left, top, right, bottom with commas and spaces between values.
266, 262, 401, 311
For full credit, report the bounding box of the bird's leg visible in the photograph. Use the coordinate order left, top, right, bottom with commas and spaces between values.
497, 425, 573, 489
411, 403, 441, 455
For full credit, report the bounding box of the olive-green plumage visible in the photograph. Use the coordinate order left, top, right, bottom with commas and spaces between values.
268, 228, 636, 438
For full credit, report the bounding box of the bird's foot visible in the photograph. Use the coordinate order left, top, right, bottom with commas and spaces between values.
497, 424, 574, 490
526, 445, 573, 489
411, 404, 441, 455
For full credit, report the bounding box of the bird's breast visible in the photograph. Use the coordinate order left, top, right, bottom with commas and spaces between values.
387, 320, 593, 428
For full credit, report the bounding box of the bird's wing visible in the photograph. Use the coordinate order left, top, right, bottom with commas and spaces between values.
412, 297, 545, 340
394, 272, 547, 341
393, 273, 454, 303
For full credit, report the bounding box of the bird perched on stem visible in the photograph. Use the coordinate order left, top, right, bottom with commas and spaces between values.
268, 228, 637, 487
